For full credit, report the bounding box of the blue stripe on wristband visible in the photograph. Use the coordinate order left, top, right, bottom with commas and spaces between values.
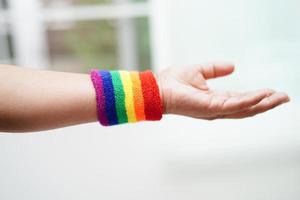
99, 70, 119, 125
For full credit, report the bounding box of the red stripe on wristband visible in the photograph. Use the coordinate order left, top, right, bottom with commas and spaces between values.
139, 70, 163, 121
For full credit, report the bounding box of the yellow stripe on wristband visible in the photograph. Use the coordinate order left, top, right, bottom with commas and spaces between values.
119, 70, 137, 123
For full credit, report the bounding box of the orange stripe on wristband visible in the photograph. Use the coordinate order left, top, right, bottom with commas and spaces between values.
130, 71, 146, 121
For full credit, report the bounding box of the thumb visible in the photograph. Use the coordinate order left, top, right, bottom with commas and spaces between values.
199, 63, 235, 80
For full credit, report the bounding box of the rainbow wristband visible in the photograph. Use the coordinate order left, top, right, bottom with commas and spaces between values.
90, 69, 163, 126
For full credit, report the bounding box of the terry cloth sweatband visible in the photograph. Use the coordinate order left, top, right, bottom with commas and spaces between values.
90, 69, 163, 126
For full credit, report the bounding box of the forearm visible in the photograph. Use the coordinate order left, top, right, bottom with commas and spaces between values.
0, 65, 97, 132
0, 63, 289, 132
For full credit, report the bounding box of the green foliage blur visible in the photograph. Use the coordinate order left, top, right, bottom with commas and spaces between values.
64, 0, 150, 71
65, 20, 117, 70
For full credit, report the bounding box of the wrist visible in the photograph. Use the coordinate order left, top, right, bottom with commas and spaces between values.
154, 72, 166, 114
90, 69, 163, 126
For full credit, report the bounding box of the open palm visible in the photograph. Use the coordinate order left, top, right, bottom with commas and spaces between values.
158, 64, 289, 120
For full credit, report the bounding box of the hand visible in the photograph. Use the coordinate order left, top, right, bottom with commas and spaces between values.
158, 64, 290, 120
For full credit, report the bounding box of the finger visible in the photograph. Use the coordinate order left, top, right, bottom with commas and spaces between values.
218, 89, 276, 114
224, 92, 290, 119
199, 63, 235, 80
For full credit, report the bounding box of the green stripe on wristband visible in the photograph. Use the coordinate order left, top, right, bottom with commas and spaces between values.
111, 71, 128, 124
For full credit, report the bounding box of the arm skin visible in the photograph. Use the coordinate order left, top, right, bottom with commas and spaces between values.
0, 65, 97, 132
0, 64, 290, 133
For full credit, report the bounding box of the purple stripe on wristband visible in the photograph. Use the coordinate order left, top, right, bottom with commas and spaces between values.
90, 70, 109, 126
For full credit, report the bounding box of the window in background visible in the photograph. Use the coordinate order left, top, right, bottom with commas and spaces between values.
0, 0, 13, 64
0, 0, 7, 8
42, 0, 151, 73
46, 20, 118, 73
42, 0, 146, 6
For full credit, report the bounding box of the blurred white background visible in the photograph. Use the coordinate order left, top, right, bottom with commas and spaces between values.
0, 0, 299, 199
